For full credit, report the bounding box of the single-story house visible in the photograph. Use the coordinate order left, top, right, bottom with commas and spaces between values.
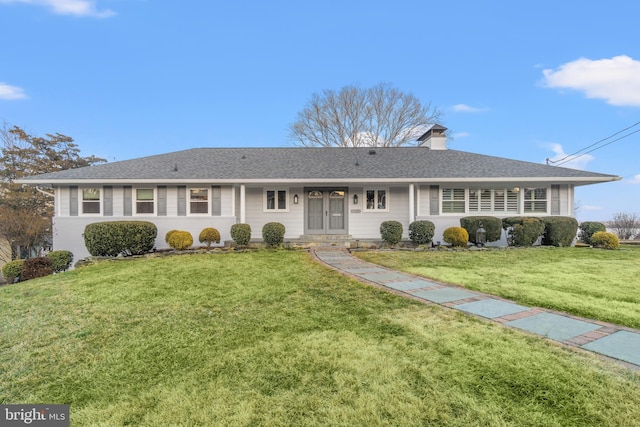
16, 126, 620, 259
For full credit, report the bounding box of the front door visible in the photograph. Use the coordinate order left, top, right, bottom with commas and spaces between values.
305, 188, 347, 234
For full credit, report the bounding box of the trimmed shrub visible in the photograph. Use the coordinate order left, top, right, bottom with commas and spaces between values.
408, 220, 435, 245
2, 260, 24, 283
262, 222, 285, 247
460, 216, 502, 244
230, 223, 252, 247
443, 227, 469, 247
199, 227, 221, 248
380, 220, 403, 246
84, 221, 157, 256
167, 231, 193, 251
21, 257, 53, 281
591, 231, 619, 249
542, 217, 579, 247
165, 229, 179, 244
47, 250, 74, 273
580, 221, 606, 245
502, 217, 545, 246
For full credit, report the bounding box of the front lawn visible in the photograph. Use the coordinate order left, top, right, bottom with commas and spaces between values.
1, 251, 640, 426
354, 246, 640, 329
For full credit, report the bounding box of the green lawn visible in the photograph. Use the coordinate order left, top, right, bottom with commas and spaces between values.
1, 251, 640, 426
355, 246, 640, 329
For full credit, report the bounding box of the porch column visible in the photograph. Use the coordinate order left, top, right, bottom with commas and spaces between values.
240, 184, 246, 223
408, 184, 415, 225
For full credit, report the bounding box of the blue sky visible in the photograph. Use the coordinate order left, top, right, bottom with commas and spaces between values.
1, 0, 638, 221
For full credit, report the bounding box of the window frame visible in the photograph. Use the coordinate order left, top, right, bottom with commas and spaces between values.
264, 188, 289, 212
188, 187, 210, 215
81, 187, 101, 215
134, 187, 156, 215
363, 188, 389, 212
523, 187, 548, 214
469, 188, 519, 214
441, 188, 466, 214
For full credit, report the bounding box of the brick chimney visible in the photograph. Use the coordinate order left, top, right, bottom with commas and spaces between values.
417, 124, 447, 150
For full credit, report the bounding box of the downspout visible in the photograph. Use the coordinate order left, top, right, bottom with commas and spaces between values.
35, 186, 55, 198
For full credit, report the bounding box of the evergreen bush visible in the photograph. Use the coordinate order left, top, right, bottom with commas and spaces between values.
460, 216, 502, 244
199, 227, 221, 248
502, 217, 545, 246
230, 223, 252, 247
591, 231, 619, 249
443, 227, 469, 247
262, 222, 285, 247
408, 220, 435, 245
167, 231, 193, 251
84, 221, 157, 256
542, 217, 578, 247
2, 260, 24, 283
380, 221, 403, 246
21, 257, 53, 281
579, 221, 606, 245
47, 250, 74, 273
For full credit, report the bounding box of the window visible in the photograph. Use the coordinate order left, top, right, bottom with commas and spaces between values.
364, 188, 387, 211
442, 188, 465, 213
136, 188, 154, 214
469, 189, 519, 213
82, 188, 100, 214
190, 188, 209, 214
265, 189, 288, 211
524, 188, 547, 213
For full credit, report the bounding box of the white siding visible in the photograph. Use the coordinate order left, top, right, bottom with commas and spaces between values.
348, 186, 410, 238
244, 186, 304, 238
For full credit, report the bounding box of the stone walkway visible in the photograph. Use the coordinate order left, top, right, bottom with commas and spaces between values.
311, 248, 640, 370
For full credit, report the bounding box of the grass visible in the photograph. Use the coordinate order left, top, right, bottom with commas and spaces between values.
0, 251, 639, 426
355, 246, 640, 329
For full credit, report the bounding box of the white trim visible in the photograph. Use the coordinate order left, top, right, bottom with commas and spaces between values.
263, 188, 290, 212
363, 187, 389, 212
79, 186, 102, 216
187, 187, 210, 215
134, 187, 156, 216
240, 184, 246, 223
409, 183, 415, 224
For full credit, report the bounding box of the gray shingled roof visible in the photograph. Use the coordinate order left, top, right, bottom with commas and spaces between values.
17, 147, 619, 184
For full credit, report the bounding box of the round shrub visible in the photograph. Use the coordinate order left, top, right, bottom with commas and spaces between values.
47, 250, 74, 273
167, 231, 193, 251
84, 221, 157, 256
502, 217, 545, 246
2, 260, 24, 283
165, 229, 179, 244
230, 223, 252, 247
443, 227, 469, 247
542, 217, 578, 247
591, 231, 619, 249
579, 221, 606, 245
21, 257, 53, 281
460, 216, 502, 244
380, 220, 403, 246
262, 222, 285, 247
199, 227, 221, 248
408, 220, 435, 245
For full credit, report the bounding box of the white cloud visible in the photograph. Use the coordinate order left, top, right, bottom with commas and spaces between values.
627, 174, 640, 184
453, 132, 470, 138
546, 142, 594, 170
582, 205, 603, 211
542, 55, 640, 106
451, 103, 489, 113
0, 0, 115, 18
0, 82, 27, 100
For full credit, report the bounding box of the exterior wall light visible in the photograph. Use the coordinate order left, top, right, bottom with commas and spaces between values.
353, 194, 358, 204
293, 194, 299, 204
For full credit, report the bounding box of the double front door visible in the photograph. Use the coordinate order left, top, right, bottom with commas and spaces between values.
305, 188, 347, 234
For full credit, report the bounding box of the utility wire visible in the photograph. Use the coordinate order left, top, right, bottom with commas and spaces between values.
547, 120, 640, 166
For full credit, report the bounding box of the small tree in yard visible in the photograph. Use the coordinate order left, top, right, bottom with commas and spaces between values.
609, 212, 639, 240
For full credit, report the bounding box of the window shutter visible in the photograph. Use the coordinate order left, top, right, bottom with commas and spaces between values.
177, 186, 186, 216
212, 186, 221, 216
103, 186, 113, 216
123, 186, 132, 216
430, 185, 439, 215
157, 186, 167, 216
69, 186, 78, 216
551, 185, 560, 215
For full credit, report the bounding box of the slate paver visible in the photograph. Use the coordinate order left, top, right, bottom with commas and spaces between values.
582, 331, 640, 366
507, 312, 601, 341
455, 299, 530, 319
358, 272, 411, 282
384, 280, 440, 291
413, 288, 478, 303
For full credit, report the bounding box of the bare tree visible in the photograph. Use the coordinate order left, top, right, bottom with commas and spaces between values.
609, 212, 639, 240
289, 83, 443, 147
